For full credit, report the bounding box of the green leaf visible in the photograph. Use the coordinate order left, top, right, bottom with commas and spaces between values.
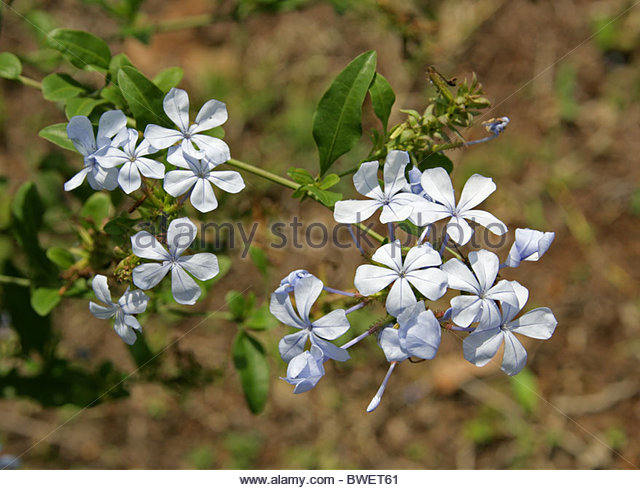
12, 182, 44, 230
318, 173, 340, 190
117, 66, 170, 130
0, 52, 22, 79
80, 193, 112, 229
104, 216, 138, 236
305, 186, 342, 207
101, 85, 128, 108
39, 123, 75, 151
226, 290, 248, 321
312, 50, 377, 175
397, 220, 422, 238
46, 247, 75, 269
248, 246, 269, 277
287, 167, 315, 185
232, 331, 270, 414
65, 97, 106, 118
41, 73, 85, 101
418, 153, 453, 173
47, 28, 112, 71
31, 287, 61, 316
245, 305, 278, 331
108, 53, 134, 80
152, 67, 184, 93
369, 72, 395, 131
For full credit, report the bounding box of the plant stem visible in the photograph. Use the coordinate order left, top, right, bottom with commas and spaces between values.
17, 75, 42, 90
225, 158, 299, 190
0, 274, 31, 287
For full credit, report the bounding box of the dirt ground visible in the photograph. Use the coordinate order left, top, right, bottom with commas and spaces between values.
1, 0, 640, 469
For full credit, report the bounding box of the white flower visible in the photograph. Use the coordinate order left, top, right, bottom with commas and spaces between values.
131, 217, 219, 305
163, 151, 245, 213
463, 281, 557, 375
270, 275, 350, 362
414, 167, 507, 245
505, 228, 555, 268
64, 110, 127, 191
89, 274, 149, 345
282, 345, 326, 394
96, 128, 165, 194
354, 240, 448, 317
333, 150, 427, 224
143, 88, 230, 163
441, 249, 520, 328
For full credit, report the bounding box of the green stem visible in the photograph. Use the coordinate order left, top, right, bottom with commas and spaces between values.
0, 274, 31, 287
338, 165, 359, 178
17, 75, 42, 90
431, 140, 465, 152
224, 158, 384, 244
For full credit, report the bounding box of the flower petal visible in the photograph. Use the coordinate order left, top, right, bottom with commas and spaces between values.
96, 110, 127, 146
506, 307, 557, 339
408, 200, 451, 226
132, 262, 171, 290
333, 199, 381, 223
194, 99, 228, 131
379, 199, 413, 223
63, 167, 90, 191
378, 327, 409, 362
171, 265, 201, 305
353, 160, 383, 198
190, 134, 230, 163
163, 88, 190, 132
190, 178, 218, 212
441, 258, 480, 294
136, 157, 165, 179
294, 275, 323, 322
167, 217, 197, 256
208, 170, 245, 194
312, 309, 350, 340
486, 279, 521, 307
457, 173, 496, 212
371, 240, 403, 271
130, 231, 171, 260
118, 161, 142, 194
420, 167, 456, 209
463, 328, 504, 367
119, 289, 149, 315
403, 243, 442, 272
400, 309, 441, 360
269, 292, 307, 330
143, 125, 183, 150
91, 274, 113, 305
386, 277, 416, 317
310, 335, 350, 362
445, 216, 474, 245
163, 170, 198, 197
89, 301, 116, 319
114, 316, 138, 345
178, 253, 219, 281
67, 116, 96, 156
469, 249, 499, 292
279, 330, 309, 362
461, 209, 507, 236
501, 331, 528, 375
405, 268, 448, 300
383, 150, 410, 197
450, 294, 483, 327
354, 265, 398, 296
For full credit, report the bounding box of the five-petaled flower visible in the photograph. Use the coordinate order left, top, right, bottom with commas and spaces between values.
65, 110, 127, 191
131, 217, 219, 305
334, 150, 427, 224
98, 128, 165, 194
463, 281, 557, 375
270, 275, 350, 362
414, 167, 507, 245
144, 88, 230, 163
441, 249, 519, 328
163, 150, 245, 213
89, 274, 149, 345
354, 241, 448, 317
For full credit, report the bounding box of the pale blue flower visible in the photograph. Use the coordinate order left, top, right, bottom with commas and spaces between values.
163, 150, 245, 213
282, 345, 326, 394
441, 249, 520, 328
97, 128, 165, 194
274, 269, 314, 299
463, 281, 557, 375
505, 228, 555, 268
334, 150, 427, 224
354, 240, 448, 317
413, 167, 507, 245
143, 88, 230, 163
89, 274, 149, 345
64, 110, 127, 191
131, 217, 219, 305
270, 275, 350, 362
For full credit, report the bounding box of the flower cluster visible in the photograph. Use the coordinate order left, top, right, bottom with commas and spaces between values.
65, 89, 245, 344
271, 150, 557, 411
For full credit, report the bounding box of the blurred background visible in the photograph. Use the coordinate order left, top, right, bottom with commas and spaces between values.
1, 0, 640, 469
